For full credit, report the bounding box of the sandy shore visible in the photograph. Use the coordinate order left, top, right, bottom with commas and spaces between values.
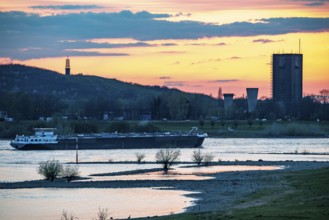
1, 160, 329, 215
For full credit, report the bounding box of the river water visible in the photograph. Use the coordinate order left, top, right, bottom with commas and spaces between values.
0, 138, 328, 219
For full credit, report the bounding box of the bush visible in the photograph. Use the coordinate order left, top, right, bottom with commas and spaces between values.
61, 165, 80, 182
61, 210, 77, 220
135, 152, 145, 163
204, 153, 215, 166
192, 149, 204, 166
155, 148, 181, 173
38, 159, 63, 181
93, 208, 111, 220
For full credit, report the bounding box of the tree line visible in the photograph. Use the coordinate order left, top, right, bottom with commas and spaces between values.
0, 90, 328, 121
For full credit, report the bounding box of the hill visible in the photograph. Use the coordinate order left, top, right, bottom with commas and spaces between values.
0, 64, 218, 120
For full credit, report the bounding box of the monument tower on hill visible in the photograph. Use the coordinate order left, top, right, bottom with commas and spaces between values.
65, 57, 70, 76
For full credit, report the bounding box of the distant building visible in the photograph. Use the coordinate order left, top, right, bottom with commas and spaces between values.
223, 93, 234, 115
272, 53, 303, 116
246, 88, 258, 113
65, 57, 70, 76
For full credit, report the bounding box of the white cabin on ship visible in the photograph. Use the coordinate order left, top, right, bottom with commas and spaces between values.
11, 128, 58, 149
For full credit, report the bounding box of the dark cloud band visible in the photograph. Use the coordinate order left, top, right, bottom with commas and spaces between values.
1, 11, 329, 60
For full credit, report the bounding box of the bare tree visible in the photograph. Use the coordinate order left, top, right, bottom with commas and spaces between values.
135, 152, 145, 163
61, 210, 77, 220
155, 148, 181, 173
192, 149, 204, 166
93, 208, 111, 220
319, 89, 329, 104
204, 153, 215, 166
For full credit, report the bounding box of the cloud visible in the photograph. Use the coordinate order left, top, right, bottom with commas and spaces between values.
174, 12, 192, 17
190, 58, 221, 65
252, 38, 284, 43
228, 56, 241, 60
207, 79, 239, 83
186, 42, 226, 46
31, 5, 104, 10
62, 41, 153, 49
1, 11, 329, 60
216, 42, 227, 46
159, 76, 171, 79
160, 43, 178, 46
171, 61, 180, 65
158, 51, 186, 54
163, 81, 186, 87
252, 39, 274, 43
289, 0, 329, 6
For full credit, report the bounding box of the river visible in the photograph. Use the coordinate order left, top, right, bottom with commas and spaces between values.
0, 138, 328, 219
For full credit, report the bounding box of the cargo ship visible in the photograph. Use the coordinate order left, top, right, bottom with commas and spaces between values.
10, 128, 207, 150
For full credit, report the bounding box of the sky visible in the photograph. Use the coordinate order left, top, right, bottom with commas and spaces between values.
1, 0, 329, 98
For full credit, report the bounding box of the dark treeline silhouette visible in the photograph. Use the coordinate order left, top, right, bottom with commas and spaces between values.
0, 64, 217, 120
0, 64, 327, 121
220, 95, 328, 121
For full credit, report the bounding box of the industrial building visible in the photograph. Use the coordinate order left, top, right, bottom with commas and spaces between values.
246, 88, 258, 113
223, 93, 234, 115
272, 53, 303, 115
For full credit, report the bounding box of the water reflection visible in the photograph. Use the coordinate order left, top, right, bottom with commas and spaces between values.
0, 188, 196, 220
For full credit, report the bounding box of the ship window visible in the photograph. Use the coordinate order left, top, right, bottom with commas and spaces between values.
31, 139, 34, 142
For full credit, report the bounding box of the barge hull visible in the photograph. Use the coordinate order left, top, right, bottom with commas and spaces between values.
11, 136, 205, 150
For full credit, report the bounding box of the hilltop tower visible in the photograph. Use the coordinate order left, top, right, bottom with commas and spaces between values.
65, 57, 70, 76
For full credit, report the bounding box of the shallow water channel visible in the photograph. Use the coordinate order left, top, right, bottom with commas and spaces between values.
0, 188, 195, 220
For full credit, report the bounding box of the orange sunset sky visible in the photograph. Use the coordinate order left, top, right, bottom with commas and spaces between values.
1, 0, 328, 97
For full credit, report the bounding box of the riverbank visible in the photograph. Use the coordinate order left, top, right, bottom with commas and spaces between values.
146, 163, 329, 220
1, 161, 328, 219
1, 120, 328, 139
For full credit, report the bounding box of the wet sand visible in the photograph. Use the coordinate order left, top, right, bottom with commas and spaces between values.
1, 160, 329, 215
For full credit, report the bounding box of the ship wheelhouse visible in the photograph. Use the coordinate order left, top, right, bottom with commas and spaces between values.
13, 128, 58, 145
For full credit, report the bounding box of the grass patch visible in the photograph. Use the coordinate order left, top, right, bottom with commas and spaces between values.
140, 167, 329, 220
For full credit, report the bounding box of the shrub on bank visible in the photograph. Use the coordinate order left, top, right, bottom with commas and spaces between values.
203, 153, 215, 166
38, 159, 63, 182
135, 152, 146, 163
94, 208, 111, 220
155, 148, 181, 173
61, 210, 77, 220
38, 160, 80, 182
61, 165, 80, 182
192, 149, 204, 166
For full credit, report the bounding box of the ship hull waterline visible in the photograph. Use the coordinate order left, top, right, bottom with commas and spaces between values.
10, 136, 206, 150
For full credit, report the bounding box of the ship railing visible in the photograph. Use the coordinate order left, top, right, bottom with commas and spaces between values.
188, 127, 198, 134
